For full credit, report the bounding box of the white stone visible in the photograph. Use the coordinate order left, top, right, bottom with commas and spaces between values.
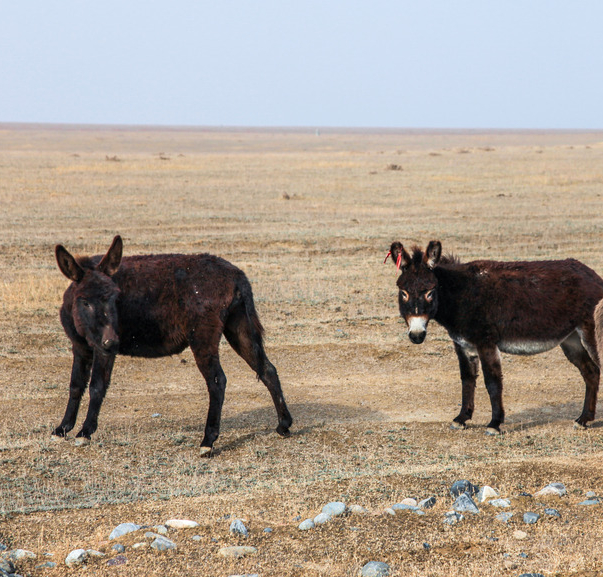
477, 486, 499, 502
298, 519, 315, 530
322, 501, 346, 517
348, 504, 368, 515
313, 512, 332, 525
109, 523, 141, 540
513, 530, 528, 540
218, 546, 257, 558
65, 549, 87, 566
400, 498, 417, 507
490, 498, 511, 508
535, 483, 567, 497
165, 519, 199, 529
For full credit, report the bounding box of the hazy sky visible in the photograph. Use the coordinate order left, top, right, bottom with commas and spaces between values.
2, 1, 603, 129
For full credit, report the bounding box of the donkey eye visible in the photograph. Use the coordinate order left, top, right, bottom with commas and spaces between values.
400, 290, 410, 302
81, 299, 92, 309
425, 289, 435, 302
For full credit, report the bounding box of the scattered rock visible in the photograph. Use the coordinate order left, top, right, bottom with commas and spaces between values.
191, 535, 202, 541
392, 503, 418, 512
152, 525, 168, 535
443, 511, 464, 525
495, 512, 514, 523
35, 561, 57, 569
360, 560, 390, 576
579, 498, 601, 506
65, 549, 88, 567
523, 512, 540, 524
476, 486, 499, 502
132, 542, 148, 550
544, 508, 561, 518
314, 512, 332, 525
4, 550, 36, 562
218, 546, 257, 559
400, 498, 417, 507
418, 496, 436, 509
230, 519, 249, 537
383, 508, 396, 516
165, 519, 199, 529
534, 483, 566, 497
150, 536, 176, 551
450, 479, 478, 498
349, 505, 369, 515
585, 491, 597, 498
263, 527, 273, 533
298, 519, 315, 531
109, 523, 141, 540
107, 555, 127, 567
0, 559, 15, 574
112, 544, 126, 554
322, 502, 346, 517
453, 493, 479, 514
513, 530, 528, 540
489, 498, 511, 508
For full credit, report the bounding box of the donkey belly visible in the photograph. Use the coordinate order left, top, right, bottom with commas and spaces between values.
498, 339, 562, 355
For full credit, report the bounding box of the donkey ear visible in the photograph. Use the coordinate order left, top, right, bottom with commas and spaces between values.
98, 235, 123, 277
56, 245, 84, 282
390, 242, 412, 268
425, 240, 442, 269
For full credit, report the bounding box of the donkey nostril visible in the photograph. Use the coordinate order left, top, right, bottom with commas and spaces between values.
103, 339, 117, 350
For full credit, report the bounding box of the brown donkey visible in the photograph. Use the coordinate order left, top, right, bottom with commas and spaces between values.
388, 240, 603, 434
53, 235, 292, 456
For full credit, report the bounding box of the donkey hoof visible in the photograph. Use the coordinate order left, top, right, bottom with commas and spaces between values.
200, 446, 213, 458
74, 437, 91, 447
485, 427, 501, 436
276, 425, 291, 438
573, 421, 588, 431
450, 421, 466, 430
49, 434, 64, 443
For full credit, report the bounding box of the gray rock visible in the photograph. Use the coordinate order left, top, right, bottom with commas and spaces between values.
65, 549, 88, 567
495, 512, 514, 523
360, 561, 390, 576
112, 544, 126, 553
322, 501, 346, 517
165, 519, 199, 529
534, 483, 566, 497
298, 519, 315, 531
230, 519, 249, 537
0, 543, 6, 552
4, 550, 36, 562
191, 535, 202, 541
150, 536, 176, 551
450, 480, 478, 498
579, 498, 601, 506
418, 496, 436, 509
349, 504, 369, 515
453, 493, 479, 514
586, 491, 597, 498
490, 498, 511, 508
0, 559, 15, 574
523, 512, 540, 524
109, 523, 141, 540
392, 503, 418, 512
35, 561, 57, 569
443, 511, 464, 525
544, 508, 561, 518
313, 512, 332, 525
106, 555, 127, 567
263, 528, 273, 533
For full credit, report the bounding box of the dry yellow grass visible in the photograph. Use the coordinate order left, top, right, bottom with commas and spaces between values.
1, 125, 603, 576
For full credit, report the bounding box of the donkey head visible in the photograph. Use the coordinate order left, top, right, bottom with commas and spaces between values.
389, 240, 441, 344
56, 236, 123, 355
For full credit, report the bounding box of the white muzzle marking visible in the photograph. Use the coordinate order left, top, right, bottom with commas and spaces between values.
408, 315, 428, 335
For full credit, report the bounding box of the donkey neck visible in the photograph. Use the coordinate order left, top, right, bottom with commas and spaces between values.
432, 263, 475, 328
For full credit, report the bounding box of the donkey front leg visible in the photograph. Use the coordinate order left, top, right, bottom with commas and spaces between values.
75, 352, 116, 441
451, 342, 479, 429
52, 345, 93, 438
477, 345, 505, 435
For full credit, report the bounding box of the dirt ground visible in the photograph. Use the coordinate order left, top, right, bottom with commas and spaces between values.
1, 125, 603, 576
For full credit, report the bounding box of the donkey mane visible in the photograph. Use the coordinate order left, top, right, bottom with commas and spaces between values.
407, 246, 459, 268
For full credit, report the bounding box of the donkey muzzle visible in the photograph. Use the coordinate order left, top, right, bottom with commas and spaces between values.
407, 316, 428, 344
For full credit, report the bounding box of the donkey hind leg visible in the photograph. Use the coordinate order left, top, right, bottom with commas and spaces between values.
560, 331, 600, 428
52, 347, 93, 438
76, 353, 116, 441
451, 342, 479, 429
223, 311, 292, 437
477, 345, 505, 435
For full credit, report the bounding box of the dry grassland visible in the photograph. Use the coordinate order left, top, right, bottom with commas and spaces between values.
1, 124, 603, 576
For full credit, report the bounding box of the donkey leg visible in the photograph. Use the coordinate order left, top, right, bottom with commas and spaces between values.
477, 345, 505, 434
52, 346, 93, 437
76, 352, 116, 440
451, 342, 479, 429
560, 332, 600, 427
224, 316, 292, 437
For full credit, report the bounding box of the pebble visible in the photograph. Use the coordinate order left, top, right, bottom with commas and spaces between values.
191, 535, 202, 541
443, 511, 464, 525
298, 519, 315, 531
230, 519, 249, 537
523, 512, 540, 524
400, 498, 417, 507
152, 525, 168, 535
3, 550, 36, 562
534, 483, 566, 497
544, 508, 561, 518
489, 498, 511, 508
495, 512, 514, 523
513, 530, 528, 540
65, 549, 88, 567
35, 561, 57, 569
349, 504, 369, 515
383, 508, 396, 516
360, 560, 390, 576
585, 491, 597, 498
109, 523, 141, 540
453, 493, 479, 514
218, 546, 257, 559
392, 503, 418, 512
165, 519, 199, 529
112, 544, 126, 554
106, 555, 127, 567
418, 496, 436, 509
322, 502, 347, 517
450, 480, 478, 498
0, 560, 15, 574
476, 485, 499, 502
150, 536, 177, 551
314, 512, 332, 525
579, 499, 600, 506
263, 528, 273, 533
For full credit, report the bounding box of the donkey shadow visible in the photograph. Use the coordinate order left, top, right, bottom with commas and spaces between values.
497, 402, 603, 433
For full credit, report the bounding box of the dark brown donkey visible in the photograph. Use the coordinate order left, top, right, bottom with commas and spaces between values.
53, 235, 292, 456
388, 240, 603, 434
